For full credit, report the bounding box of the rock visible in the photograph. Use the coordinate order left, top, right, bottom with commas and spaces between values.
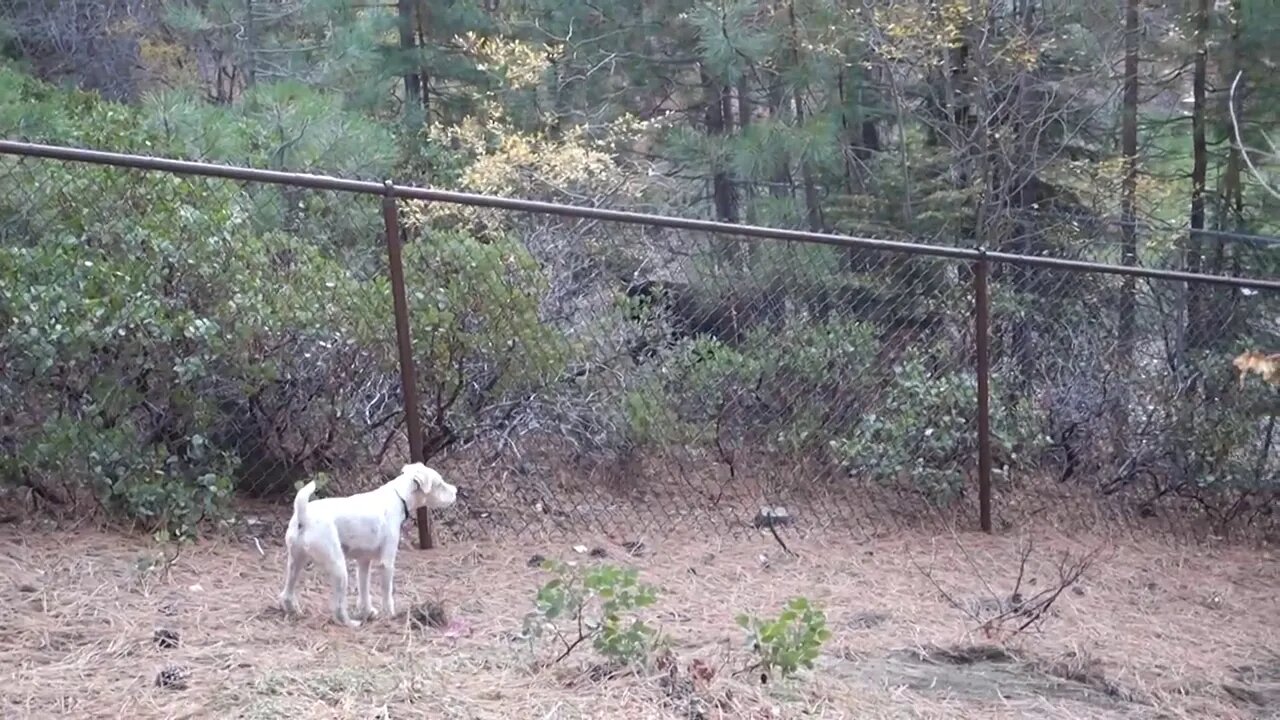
155, 665, 189, 690
752, 507, 793, 529
153, 628, 180, 649
409, 601, 448, 630
847, 611, 889, 630
620, 540, 646, 556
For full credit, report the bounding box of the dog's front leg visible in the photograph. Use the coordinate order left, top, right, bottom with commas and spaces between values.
379, 547, 398, 617
379, 568, 396, 618
356, 559, 377, 621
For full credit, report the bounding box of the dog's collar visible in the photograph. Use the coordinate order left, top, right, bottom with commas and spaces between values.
395, 491, 412, 525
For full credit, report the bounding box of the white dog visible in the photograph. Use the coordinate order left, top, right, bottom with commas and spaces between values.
278, 463, 457, 627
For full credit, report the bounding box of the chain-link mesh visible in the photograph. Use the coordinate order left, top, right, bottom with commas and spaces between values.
1, 148, 1276, 543
988, 244, 1280, 538
987, 249, 1280, 542
408, 208, 985, 542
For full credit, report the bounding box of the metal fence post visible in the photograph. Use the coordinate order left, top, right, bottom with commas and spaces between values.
382, 182, 434, 550
974, 250, 994, 533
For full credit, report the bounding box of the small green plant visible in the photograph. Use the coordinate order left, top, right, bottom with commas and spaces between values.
736, 597, 831, 681
522, 559, 660, 666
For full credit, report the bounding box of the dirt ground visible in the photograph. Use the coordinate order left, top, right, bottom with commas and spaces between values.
2, 518, 1278, 720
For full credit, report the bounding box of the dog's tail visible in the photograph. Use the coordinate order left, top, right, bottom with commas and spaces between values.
293, 481, 317, 526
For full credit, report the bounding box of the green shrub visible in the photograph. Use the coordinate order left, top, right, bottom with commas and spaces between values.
830, 355, 1047, 504
736, 597, 831, 681
1, 417, 236, 542
521, 559, 660, 666
400, 228, 568, 445
1143, 353, 1280, 510
0, 66, 568, 536
621, 316, 880, 452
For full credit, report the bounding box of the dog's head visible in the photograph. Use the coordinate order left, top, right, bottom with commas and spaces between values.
1234, 350, 1267, 388
1234, 350, 1262, 372
401, 463, 457, 510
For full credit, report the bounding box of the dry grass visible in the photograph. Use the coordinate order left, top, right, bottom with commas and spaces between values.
2, 518, 1278, 720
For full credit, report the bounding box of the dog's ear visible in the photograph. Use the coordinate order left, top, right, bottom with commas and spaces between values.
414, 466, 439, 493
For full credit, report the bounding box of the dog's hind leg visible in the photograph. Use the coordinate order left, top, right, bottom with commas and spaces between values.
356, 558, 377, 621
279, 545, 304, 614
322, 551, 359, 627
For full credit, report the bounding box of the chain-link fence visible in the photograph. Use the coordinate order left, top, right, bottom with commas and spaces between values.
987, 252, 1280, 540
2, 141, 1277, 545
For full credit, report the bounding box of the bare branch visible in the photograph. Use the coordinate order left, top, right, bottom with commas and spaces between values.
1228, 71, 1280, 202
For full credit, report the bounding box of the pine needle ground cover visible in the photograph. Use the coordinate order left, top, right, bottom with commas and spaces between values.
2, 520, 1276, 720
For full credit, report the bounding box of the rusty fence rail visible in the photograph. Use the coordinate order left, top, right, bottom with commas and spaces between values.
2, 140, 1278, 546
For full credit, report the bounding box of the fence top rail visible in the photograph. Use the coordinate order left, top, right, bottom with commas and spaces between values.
3, 139, 1278, 292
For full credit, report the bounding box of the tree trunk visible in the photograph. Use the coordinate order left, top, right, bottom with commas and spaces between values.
837, 67, 856, 193
1115, 0, 1139, 444
701, 68, 737, 224
737, 77, 756, 226
1221, 0, 1245, 233
1204, 0, 1246, 357
861, 114, 880, 160
794, 89, 823, 232
414, 0, 431, 125
243, 0, 256, 89
787, 0, 822, 232
767, 80, 794, 202
398, 0, 423, 127
1186, 0, 1210, 358
837, 66, 878, 194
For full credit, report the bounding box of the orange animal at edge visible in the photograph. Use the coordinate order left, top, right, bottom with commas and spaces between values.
1232, 350, 1280, 388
